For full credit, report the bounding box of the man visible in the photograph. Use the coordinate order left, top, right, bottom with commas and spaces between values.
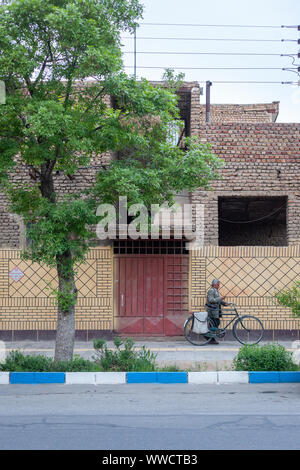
206, 279, 229, 345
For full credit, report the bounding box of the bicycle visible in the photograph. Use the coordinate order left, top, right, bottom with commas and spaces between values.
184, 303, 264, 346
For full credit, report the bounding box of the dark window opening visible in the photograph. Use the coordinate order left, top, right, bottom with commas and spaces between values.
218, 196, 288, 247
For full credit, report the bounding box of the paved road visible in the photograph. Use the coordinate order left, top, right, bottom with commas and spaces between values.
0, 383, 300, 450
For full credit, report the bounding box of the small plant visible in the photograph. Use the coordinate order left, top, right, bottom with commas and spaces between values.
159, 364, 182, 372
93, 337, 158, 372
0, 350, 101, 372
275, 281, 300, 318
196, 362, 208, 372
0, 340, 191, 372
233, 343, 300, 372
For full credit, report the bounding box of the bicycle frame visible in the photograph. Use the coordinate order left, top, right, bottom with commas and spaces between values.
219, 304, 240, 331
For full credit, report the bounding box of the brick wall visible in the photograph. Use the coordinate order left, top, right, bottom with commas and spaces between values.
192, 123, 300, 246
198, 102, 279, 124
1, 82, 299, 335
0, 83, 196, 250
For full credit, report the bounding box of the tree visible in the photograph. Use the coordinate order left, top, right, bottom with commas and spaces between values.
275, 282, 300, 318
0, 0, 222, 360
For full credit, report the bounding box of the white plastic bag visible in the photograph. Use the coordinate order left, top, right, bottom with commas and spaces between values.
192, 312, 209, 334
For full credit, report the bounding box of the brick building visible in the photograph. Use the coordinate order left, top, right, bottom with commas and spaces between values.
0, 82, 299, 340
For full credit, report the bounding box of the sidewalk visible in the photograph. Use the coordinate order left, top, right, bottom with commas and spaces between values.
1, 338, 299, 371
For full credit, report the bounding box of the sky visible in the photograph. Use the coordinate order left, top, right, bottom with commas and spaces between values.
121, 0, 300, 122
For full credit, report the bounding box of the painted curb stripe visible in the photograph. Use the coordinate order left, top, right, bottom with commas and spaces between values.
0, 372, 10, 385
279, 372, 300, 383
3, 371, 300, 384
127, 372, 157, 384
10, 372, 65, 384
127, 372, 188, 384
248, 372, 300, 383
249, 372, 280, 384
157, 372, 188, 384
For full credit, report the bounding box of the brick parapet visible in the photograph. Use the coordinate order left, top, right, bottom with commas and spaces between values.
198, 102, 279, 124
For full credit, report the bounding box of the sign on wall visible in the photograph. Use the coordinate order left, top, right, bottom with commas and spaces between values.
9, 267, 25, 282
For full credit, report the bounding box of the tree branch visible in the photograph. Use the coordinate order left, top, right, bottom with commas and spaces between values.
79, 86, 106, 121
33, 56, 49, 86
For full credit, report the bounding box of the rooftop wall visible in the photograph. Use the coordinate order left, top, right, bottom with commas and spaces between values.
192, 123, 300, 246
198, 102, 279, 124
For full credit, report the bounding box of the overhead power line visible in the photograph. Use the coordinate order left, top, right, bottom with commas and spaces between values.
124, 36, 299, 43
123, 73, 298, 84
125, 66, 299, 71
123, 51, 298, 57
198, 81, 298, 84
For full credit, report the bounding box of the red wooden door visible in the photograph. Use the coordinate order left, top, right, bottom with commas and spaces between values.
115, 255, 188, 335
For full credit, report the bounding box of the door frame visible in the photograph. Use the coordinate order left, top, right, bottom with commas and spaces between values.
113, 254, 190, 335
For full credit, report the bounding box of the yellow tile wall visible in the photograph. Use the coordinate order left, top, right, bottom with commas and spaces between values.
190, 246, 300, 331
0, 248, 113, 331
1, 245, 299, 333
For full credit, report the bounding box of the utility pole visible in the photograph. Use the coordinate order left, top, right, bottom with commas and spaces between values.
206, 81, 212, 123
134, 26, 137, 79
0, 81, 5, 104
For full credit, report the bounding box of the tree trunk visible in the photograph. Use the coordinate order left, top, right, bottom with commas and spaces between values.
39, 161, 78, 361
54, 250, 77, 361
55, 304, 75, 361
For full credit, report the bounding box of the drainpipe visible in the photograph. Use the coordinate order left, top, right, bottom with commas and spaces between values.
206, 81, 212, 123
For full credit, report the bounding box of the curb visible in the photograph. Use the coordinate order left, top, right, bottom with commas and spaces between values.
249, 371, 300, 384
1, 371, 300, 384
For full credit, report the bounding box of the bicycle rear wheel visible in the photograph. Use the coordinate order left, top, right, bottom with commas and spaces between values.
184, 315, 213, 346
233, 315, 264, 345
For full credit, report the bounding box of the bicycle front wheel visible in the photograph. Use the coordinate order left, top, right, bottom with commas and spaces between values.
184, 315, 212, 346
233, 315, 264, 345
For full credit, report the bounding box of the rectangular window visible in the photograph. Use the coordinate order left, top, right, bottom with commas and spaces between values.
218, 196, 288, 247
113, 239, 189, 255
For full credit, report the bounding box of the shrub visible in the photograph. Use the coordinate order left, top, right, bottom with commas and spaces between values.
0, 339, 180, 372
0, 350, 101, 372
93, 336, 157, 372
275, 281, 300, 318
233, 343, 299, 372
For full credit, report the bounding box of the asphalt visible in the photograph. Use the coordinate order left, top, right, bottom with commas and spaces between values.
1, 338, 300, 370
1, 383, 300, 450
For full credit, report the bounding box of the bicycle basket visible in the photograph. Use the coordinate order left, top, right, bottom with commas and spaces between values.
192, 312, 209, 334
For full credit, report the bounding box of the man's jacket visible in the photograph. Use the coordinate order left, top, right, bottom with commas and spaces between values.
206, 287, 227, 318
